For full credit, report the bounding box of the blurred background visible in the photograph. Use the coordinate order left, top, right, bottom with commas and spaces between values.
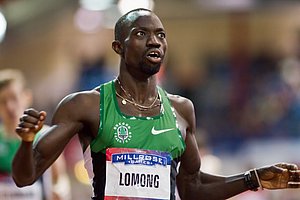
1, 0, 300, 199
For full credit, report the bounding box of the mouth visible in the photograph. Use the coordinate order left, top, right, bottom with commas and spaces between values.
146, 49, 162, 63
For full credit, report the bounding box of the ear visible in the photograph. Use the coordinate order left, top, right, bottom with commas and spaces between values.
112, 40, 123, 55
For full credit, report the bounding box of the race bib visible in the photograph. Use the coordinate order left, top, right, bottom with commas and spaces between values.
105, 148, 172, 200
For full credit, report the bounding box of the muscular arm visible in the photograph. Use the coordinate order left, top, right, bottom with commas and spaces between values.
12, 91, 99, 186
172, 96, 248, 200
177, 132, 248, 200
173, 95, 300, 199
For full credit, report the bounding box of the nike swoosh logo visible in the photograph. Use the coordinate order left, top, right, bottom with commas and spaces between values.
151, 127, 175, 135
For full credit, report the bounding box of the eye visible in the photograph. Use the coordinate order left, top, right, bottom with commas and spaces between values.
136, 31, 145, 37
157, 32, 166, 39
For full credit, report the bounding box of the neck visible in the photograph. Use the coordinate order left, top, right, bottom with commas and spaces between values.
115, 75, 161, 112
117, 73, 158, 101
116, 76, 157, 103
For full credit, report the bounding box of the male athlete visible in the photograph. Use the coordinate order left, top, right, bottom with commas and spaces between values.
12, 8, 300, 200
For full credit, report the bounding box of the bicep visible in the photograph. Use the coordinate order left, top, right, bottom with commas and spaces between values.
33, 94, 85, 175
37, 94, 84, 153
180, 132, 201, 174
177, 132, 201, 199
172, 96, 202, 198
173, 96, 201, 174
33, 122, 80, 176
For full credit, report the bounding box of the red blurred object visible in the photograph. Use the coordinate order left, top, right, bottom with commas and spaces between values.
0, 0, 11, 5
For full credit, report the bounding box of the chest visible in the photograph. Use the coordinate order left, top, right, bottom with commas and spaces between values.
94, 108, 185, 159
107, 118, 180, 146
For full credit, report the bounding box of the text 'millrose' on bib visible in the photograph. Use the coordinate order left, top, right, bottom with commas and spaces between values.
105, 148, 171, 199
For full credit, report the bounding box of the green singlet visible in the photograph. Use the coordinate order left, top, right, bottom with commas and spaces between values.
91, 80, 185, 157
85, 80, 186, 200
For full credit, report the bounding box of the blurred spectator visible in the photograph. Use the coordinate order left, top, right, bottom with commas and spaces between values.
0, 69, 71, 200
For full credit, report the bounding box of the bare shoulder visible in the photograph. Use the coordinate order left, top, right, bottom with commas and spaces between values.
58, 89, 99, 108
167, 93, 195, 117
166, 92, 196, 139
53, 89, 100, 123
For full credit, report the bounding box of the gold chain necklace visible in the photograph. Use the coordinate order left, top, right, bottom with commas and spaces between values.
115, 78, 161, 111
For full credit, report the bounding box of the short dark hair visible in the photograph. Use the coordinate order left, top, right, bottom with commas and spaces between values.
114, 8, 152, 41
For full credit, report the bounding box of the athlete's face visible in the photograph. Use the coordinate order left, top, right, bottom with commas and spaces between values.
119, 12, 167, 76
0, 82, 31, 130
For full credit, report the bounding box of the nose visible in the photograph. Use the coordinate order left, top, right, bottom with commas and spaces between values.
147, 34, 161, 48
